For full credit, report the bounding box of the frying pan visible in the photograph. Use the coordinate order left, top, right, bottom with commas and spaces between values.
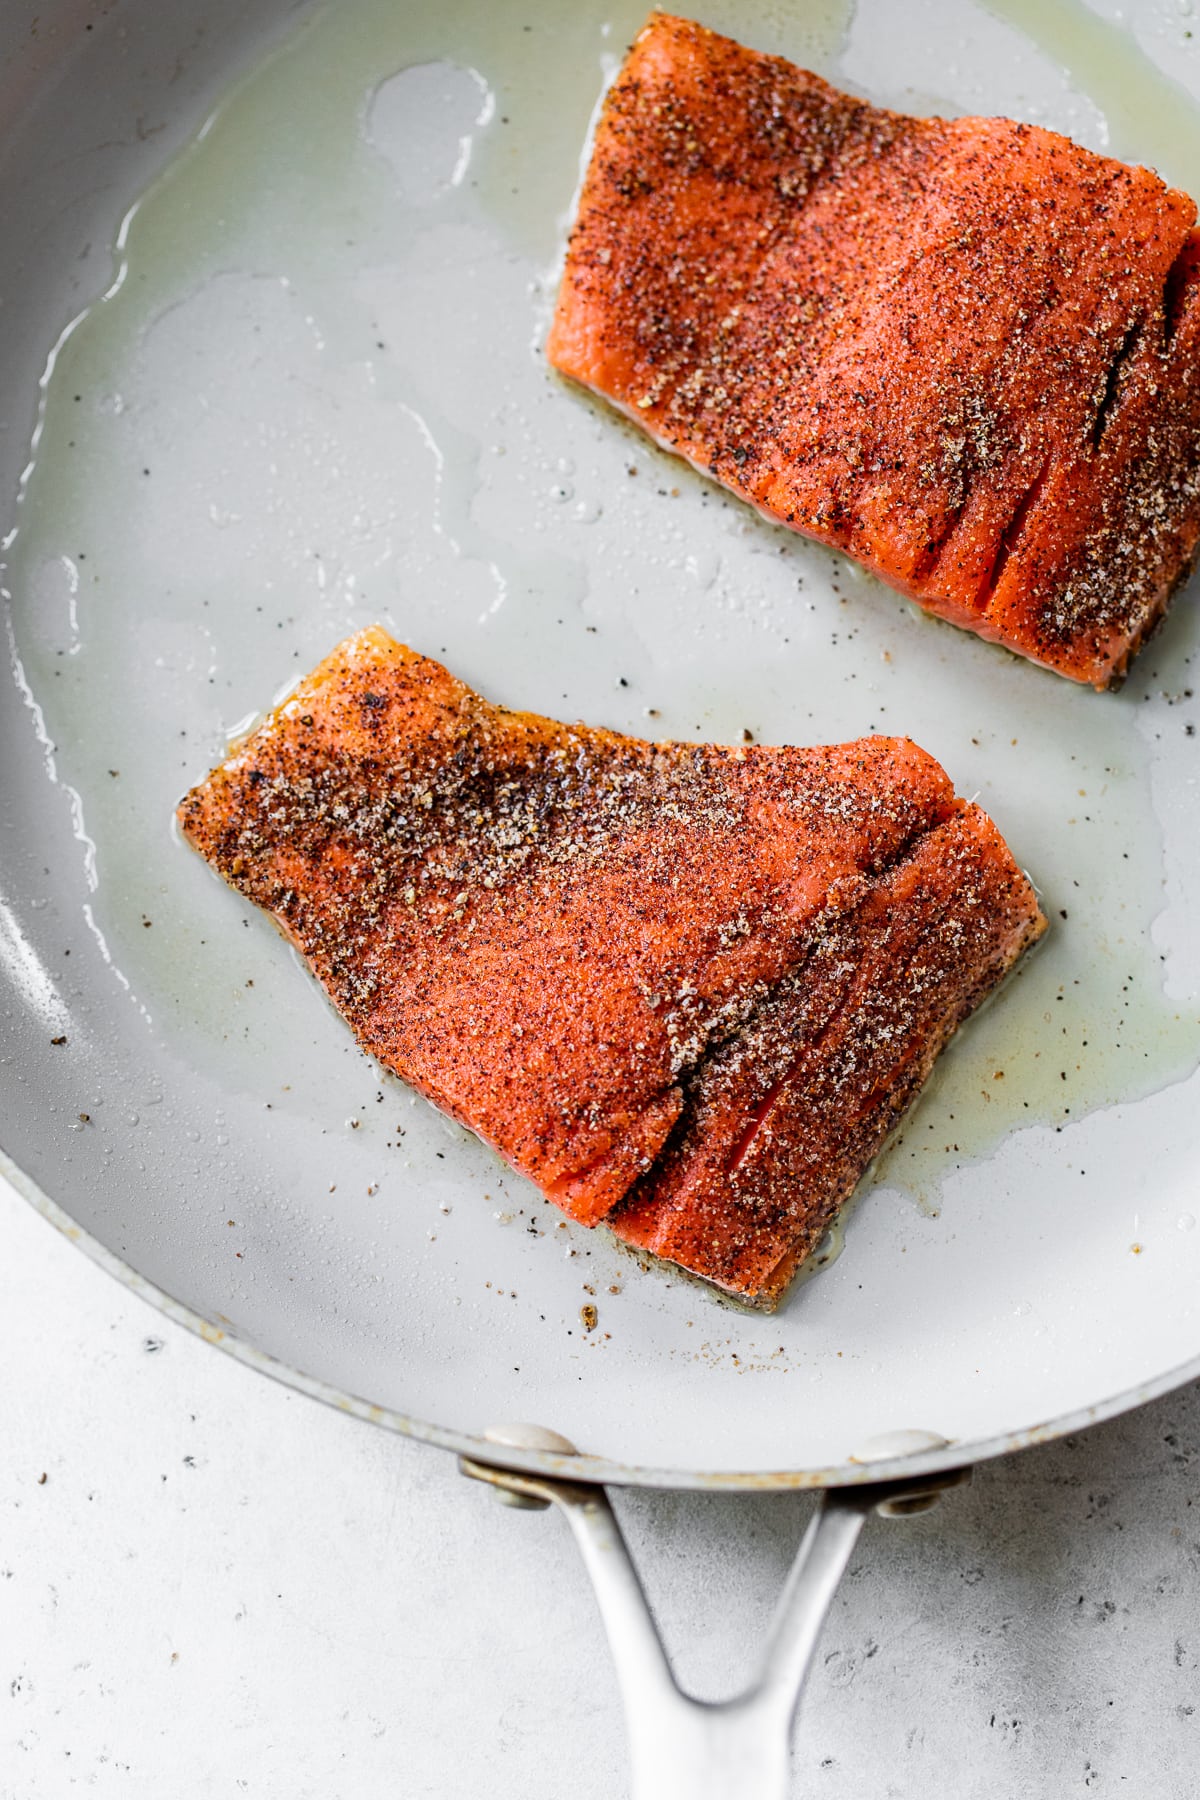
4, 0, 1200, 1791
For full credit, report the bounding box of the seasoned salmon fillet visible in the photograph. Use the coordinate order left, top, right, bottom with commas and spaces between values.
178, 627, 1045, 1306
547, 12, 1200, 688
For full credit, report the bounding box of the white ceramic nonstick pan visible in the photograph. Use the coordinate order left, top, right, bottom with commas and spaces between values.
4, 0, 1200, 1790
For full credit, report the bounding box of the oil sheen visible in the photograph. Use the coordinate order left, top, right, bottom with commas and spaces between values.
5, 0, 1200, 1241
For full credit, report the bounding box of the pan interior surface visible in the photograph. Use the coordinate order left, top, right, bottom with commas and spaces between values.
3, 0, 1200, 1481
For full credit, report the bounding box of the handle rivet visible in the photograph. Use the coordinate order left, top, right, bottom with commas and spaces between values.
484, 1422, 581, 1455
474, 1423, 581, 1510
849, 1430, 969, 1516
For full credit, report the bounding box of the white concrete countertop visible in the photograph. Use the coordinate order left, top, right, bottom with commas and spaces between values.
3, 1171, 1198, 1799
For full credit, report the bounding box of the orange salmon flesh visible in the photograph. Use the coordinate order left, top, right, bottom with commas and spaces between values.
178, 627, 1045, 1307
547, 12, 1200, 688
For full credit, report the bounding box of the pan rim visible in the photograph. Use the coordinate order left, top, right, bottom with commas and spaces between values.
7, 1139, 1198, 1491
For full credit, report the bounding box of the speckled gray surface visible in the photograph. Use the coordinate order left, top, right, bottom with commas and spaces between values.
3, 1172, 1198, 1798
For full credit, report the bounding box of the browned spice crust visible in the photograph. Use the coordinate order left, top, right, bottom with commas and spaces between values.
178, 627, 1046, 1305
547, 12, 1200, 688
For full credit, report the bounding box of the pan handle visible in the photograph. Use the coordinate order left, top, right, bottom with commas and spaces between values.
461, 1438, 970, 1800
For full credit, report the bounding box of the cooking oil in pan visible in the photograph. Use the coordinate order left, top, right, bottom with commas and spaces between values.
4, 0, 1200, 1252
982, 0, 1200, 190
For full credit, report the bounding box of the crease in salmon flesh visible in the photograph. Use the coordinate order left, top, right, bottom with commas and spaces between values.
178, 626, 1045, 1308
546, 11, 1200, 688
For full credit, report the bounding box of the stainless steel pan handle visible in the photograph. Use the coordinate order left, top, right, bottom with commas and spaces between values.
462, 1431, 970, 1800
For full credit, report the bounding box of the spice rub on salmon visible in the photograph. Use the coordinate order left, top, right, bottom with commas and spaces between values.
178, 627, 1045, 1306
547, 12, 1200, 688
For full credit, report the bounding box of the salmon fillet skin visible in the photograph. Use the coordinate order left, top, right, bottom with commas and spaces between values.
178, 627, 1045, 1307
546, 12, 1200, 689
